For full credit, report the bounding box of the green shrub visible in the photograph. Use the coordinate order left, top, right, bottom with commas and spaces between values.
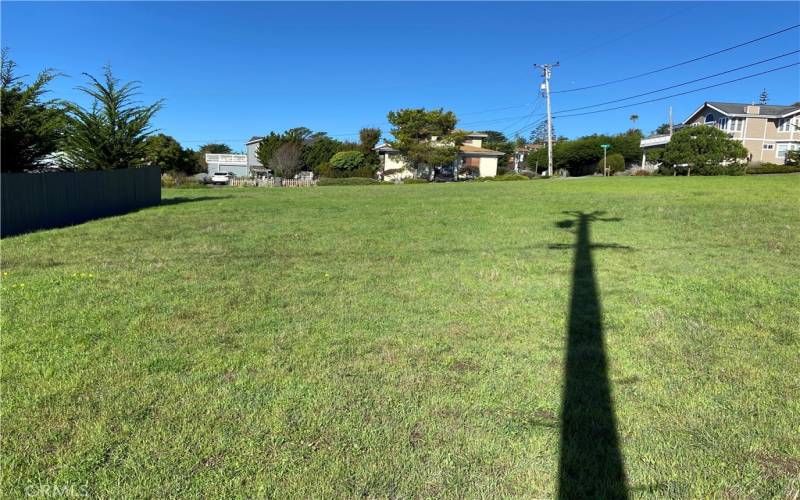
745, 163, 800, 175
330, 150, 365, 170
317, 177, 379, 186
459, 165, 480, 177
658, 163, 745, 176
351, 165, 376, 178
695, 164, 746, 176
492, 173, 529, 181
316, 160, 375, 179
657, 165, 675, 176
786, 150, 799, 166
402, 178, 429, 184
160, 173, 175, 187
315, 162, 335, 178
595, 153, 625, 175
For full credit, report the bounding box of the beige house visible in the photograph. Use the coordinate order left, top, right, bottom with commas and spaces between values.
641, 101, 800, 166
375, 133, 504, 181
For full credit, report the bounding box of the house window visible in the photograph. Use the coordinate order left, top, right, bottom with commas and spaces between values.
717, 117, 728, 130
763, 144, 774, 150
777, 143, 799, 158
778, 118, 794, 132
705, 113, 715, 124
463, 157, 480, 168
728, 118, 744, 131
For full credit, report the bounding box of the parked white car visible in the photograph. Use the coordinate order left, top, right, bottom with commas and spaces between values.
211, 171, 233, 185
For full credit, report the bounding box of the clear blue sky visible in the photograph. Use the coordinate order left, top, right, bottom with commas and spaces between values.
3, 1, 799, 151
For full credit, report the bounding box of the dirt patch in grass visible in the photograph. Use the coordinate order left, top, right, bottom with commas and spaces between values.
201, 453, 224, 468
409, 421, 424, 449
449, 359, 481, 373
753, 451, 800, 480
533, 409, 557, 422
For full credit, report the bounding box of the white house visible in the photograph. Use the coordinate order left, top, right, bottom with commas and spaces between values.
205, 153, 249, 177
374, 132, 504, 181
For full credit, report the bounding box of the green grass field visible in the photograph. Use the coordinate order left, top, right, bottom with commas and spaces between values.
2, 176, 799, 497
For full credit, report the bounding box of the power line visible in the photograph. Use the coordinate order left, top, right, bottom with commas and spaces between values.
555, 50, 800, 114
457, 103, 536, 117
504, 96, 547, 137
553, 62, 799, 119
459, 113, 537, 127
501, 95, 544, 135
554, 23, 800, 94
557, 5, 695, 63
508, 117, 547, 140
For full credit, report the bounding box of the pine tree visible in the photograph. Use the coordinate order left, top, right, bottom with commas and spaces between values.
61, 66, 162, 170
0, 49, 65, 172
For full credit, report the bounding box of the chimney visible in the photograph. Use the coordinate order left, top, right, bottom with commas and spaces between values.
746, 105, 761, 115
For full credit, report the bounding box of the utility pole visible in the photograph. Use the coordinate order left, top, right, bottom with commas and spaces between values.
535, 62, 559, 177
600, 144, 611, 176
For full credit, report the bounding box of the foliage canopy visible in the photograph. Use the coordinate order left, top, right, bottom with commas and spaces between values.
662, 126, 748, 172
61, 66, 162, 170
0, 49, 65, 172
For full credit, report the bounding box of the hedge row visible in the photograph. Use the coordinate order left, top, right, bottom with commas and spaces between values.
317, 177, 389, 186
476, 173, 530, 182
745, 163, 800, 175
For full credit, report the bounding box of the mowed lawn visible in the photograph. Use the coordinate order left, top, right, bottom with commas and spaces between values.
2, 176, 798, 497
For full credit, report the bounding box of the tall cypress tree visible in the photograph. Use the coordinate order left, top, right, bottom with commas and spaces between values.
61, 66, 163, 170
0, 50, 65, 172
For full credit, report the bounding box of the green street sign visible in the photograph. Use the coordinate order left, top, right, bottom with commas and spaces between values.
600, 144, 611, 149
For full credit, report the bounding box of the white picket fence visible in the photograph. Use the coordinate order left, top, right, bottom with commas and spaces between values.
229, 178, 317, 188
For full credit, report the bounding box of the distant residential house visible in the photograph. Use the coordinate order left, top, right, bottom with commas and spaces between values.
244, 136, 315, 179
640, 101, 800, 167
245, 136, 264, 171
374, 132, 504, 181
512, 143, 543, 171
205, 153, 249, 177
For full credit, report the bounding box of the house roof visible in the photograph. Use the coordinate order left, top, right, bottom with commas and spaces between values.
684, 101, 800, 123
516, 143, 543, 152
706, 102, 800, 116
374, 142, 399, 152
246, 136, 263, 145
374, 142, 504, 156
460, 144, 504, 156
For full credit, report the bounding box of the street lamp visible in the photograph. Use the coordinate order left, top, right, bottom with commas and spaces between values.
600, 144, 611, 176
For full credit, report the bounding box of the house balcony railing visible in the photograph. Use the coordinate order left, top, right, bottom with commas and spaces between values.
205, 154, 247, 164
640, 134, 672, 148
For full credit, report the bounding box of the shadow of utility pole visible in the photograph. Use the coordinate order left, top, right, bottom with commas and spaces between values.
551, 211, 630, 499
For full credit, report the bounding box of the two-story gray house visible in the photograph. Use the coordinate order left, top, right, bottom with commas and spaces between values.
641, 101, 800, 167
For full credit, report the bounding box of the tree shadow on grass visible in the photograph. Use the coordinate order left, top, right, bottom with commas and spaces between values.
552, 210, 630, 499
160, 195, 231, 206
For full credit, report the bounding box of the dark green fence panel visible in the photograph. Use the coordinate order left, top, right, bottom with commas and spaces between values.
1, 167, 160, 237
